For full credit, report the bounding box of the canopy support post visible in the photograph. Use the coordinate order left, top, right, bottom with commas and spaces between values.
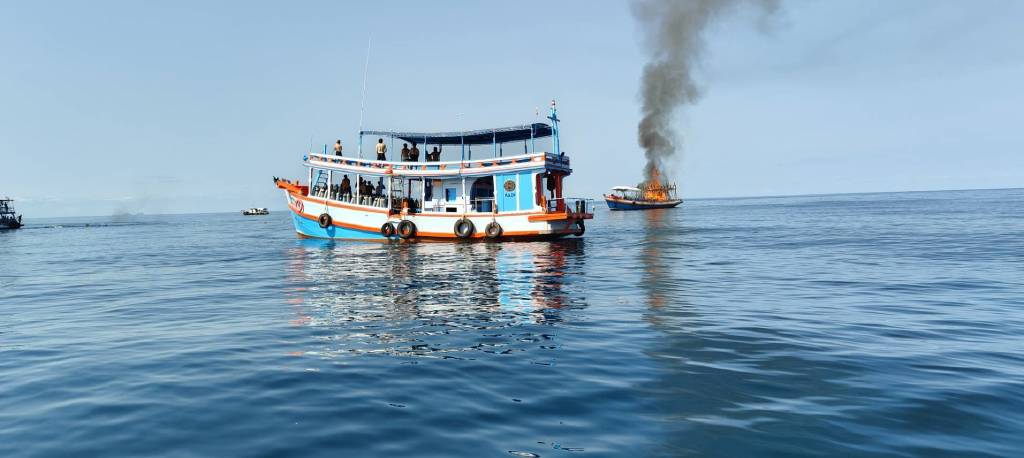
530, 125, 535, 153
358, 132, 363, 159
492, 130, 497, 158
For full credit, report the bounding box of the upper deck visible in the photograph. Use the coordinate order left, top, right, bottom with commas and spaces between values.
305, 151, 572, 177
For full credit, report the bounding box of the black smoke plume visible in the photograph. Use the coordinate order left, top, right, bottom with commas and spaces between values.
633, 0, 779, 185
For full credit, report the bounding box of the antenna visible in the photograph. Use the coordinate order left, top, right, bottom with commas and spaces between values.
362, 34, 374, 135
360, 35, 376, 159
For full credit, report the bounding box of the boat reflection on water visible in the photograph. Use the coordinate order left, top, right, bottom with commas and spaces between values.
640, 209, 677, 310
282, 239, 587, 360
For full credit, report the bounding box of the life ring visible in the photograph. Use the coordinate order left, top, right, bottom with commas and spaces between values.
572, 220, 585, 237
380, 222, 396, 237
397, 220, 417, 239
454, 218, 475, 239
318, 213, 332, 229
484, 221, 502, 239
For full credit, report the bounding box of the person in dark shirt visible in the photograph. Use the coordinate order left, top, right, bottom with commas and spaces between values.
429, 146, 441, 161
410, 143, 420, 162
400, 143, 410, 162
340, 174, 351, 200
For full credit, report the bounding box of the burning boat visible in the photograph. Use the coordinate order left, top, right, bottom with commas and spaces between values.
603, 170, 682, 211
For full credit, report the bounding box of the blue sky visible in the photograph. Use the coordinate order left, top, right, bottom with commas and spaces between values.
2, 0, 1021, 217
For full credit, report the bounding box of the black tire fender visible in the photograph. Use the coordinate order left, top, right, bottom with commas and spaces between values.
397, 220, 417, 239
454, 218, 475, 239
484, 221, 502, 239
380, 222, 396, 237
572, 220, 585, 237
318, 213, 332, 229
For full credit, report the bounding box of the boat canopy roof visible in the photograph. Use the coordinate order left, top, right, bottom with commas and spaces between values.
611, 186, 641, 192
361, 123, 552, 146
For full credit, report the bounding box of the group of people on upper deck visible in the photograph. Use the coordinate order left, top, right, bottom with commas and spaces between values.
333, 138, 441, 162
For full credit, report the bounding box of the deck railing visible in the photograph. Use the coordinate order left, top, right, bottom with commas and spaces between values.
306, 151, 569, 174
471, 197, 496, 213
546, 197, 594, 215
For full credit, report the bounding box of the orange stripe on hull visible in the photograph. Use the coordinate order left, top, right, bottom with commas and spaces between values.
289, 192, 569, 220
290, 207, 575, 239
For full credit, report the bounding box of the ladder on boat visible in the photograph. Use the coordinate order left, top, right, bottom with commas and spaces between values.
312, 171, 329, 198
389, 177, 405, 212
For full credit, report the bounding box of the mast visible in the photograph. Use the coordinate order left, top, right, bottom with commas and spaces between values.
547, 99, 560, 155
357, 35, 371, 159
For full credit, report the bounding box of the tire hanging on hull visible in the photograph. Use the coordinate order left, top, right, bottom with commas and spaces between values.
484, 221, 502, 239
318, 213, 333, 229
397, 220, 417, 239
454, 218, 475, 239
573, 220, 585, 237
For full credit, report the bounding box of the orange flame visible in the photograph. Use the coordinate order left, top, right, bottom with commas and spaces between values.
640, 167, 672, 202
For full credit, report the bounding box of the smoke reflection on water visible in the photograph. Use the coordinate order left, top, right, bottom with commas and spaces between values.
281, 240, 588, 360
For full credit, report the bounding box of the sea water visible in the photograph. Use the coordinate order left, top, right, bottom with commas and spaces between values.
1, 189, 1022, 457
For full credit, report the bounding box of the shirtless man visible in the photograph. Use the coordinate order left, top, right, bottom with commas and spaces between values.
376, 138, 387, 160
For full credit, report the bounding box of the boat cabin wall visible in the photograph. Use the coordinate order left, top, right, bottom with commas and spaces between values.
301, 163, 569, 215
494, 170, 537, 213
423, 178, 465, 213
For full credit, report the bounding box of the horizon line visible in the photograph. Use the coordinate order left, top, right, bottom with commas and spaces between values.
16, 186, 1021, 220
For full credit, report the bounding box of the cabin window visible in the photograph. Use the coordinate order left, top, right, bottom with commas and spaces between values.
445, 188, 458, 201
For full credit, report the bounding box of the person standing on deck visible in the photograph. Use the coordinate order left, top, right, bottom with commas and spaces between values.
376, 138, 387, 160
340, 175, 351, 200
546, 172, 558, 199
334, 140, 343, 156
410, 143, 420, 162
400, 143, 410, 162
429, 146, 441, 161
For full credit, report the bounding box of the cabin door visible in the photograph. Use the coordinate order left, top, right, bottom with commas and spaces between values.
496, 174, 519, 212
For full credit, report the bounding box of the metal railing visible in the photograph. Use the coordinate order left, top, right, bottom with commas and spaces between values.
304, 152, 571, 177
545, 197, 594, 215
471, 197, 496, 213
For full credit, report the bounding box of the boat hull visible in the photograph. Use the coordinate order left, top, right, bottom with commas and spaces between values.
604, 196, 682, 211
285, 192, 588, 241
